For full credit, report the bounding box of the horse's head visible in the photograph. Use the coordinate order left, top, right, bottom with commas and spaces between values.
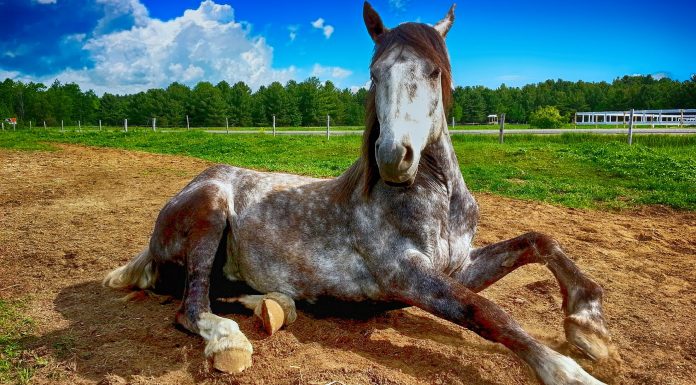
363, 2, 454, 187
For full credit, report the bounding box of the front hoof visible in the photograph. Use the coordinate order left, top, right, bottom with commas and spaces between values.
564, 315, 612, 361
213, 348, 252, 374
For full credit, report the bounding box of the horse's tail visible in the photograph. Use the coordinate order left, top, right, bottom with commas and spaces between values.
103, 248, 157, 290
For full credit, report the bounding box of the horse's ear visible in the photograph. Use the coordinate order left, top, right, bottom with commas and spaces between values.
363, 1, 388, 42
434, 4, 456, 38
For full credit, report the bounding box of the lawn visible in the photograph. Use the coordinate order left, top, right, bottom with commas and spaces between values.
1, 129, 694, 210
0, 299, 37, 385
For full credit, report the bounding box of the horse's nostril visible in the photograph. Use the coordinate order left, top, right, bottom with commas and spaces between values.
403, 145, 414, 165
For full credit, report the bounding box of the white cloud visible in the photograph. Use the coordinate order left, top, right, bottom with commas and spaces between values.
287, 25, 299, 42
40, 0, 297, 94
311, 17, 334, 39
389, 0, 408, 11
311, 18, 324, 29
4, 0, 354, 94
311, 64, 352, 80
322, 25, 334, 39
35, 0, 57, 4
350, 79, 372, 93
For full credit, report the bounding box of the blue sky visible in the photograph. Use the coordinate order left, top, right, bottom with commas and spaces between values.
1, 0, 694, 94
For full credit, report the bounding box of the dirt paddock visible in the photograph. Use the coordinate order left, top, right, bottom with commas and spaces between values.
1, 144, 694, 385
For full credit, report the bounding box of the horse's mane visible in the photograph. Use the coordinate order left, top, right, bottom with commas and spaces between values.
332, 22, 453, 202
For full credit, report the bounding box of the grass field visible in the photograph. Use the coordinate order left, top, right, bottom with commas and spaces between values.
1, 129, 694, 210
0, 299, 37, 385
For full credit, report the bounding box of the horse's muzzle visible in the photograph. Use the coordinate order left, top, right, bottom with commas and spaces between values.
376, 139, 416, 184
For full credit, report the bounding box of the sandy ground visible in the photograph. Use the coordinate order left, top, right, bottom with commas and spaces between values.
0, 144, 694, 385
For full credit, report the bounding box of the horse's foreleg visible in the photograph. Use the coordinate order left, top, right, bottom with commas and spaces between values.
453, 232, 612, 361
379, 254, 604, 385
176, 226, 253, 373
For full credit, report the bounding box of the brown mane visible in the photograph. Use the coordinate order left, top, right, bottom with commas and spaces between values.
332, 22, 453, 203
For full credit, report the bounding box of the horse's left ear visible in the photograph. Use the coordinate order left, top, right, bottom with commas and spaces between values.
434, 4, 456, 38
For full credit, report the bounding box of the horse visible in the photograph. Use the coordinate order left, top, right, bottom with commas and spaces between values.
104, 2, 614, 383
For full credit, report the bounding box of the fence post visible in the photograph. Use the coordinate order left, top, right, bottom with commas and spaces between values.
272, 115, 276, 137
43, 121, 47, 129
680, 109, 685, 127
628, 108, 634, 145
29, 120, 32, 130
452, 116, 455, 128
574, 113, 577, 129
226, 117, 229, 134
326, 114, 330, 140
186, 115, 190, 130
78, 120, 81, 132
1, 122, 3, 130
152, 117, 156, 132
61, 120, 64, 132
498, 113, 505, 144
99, 119, 102, 131
124, 118, 128, 133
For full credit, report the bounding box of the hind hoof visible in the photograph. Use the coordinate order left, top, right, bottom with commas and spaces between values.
213, 348, 253, 374
256, 298, 285, 335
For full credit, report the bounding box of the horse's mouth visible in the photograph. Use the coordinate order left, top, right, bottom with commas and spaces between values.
384, 179, 414, 188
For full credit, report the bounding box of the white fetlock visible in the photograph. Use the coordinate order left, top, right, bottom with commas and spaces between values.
197, 312, 253, 374
535, 347, 606, 385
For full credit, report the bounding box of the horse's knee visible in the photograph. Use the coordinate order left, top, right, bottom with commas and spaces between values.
521, 231, 564, 260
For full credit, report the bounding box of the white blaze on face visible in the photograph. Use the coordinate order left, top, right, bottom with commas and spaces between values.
373, 46, 445, 179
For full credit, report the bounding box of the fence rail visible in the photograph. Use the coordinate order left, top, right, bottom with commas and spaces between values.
575, 109, 696, 127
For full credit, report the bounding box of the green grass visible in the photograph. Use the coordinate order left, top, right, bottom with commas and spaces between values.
1, 129, 695, 210
0, 300, 38, 385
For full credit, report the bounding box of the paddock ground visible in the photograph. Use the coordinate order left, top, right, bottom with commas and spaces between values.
1, 144, 694, 385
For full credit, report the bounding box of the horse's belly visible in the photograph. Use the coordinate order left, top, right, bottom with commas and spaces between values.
226, 220, 381, 302
234, 249, 382, 302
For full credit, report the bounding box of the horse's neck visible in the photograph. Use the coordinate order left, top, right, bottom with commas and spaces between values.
433, 124, 479, 234
423, 124, 467, 193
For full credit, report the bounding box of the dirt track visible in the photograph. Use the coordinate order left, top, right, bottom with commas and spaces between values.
1, 144, 695, 385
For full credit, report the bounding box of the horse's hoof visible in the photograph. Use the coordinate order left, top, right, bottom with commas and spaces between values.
564, 314, 611, 361
257, 298, 285, 335
213, 348, 252, 374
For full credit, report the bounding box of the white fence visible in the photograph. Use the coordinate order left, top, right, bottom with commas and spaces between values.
575, 109, 696, 127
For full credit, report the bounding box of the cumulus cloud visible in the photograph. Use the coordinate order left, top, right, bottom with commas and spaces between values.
311, 64, 352, 80
288, 25, 299, 42
1, 0, 360, 94
311, 17, 334, 39
35, 0, 57, 4
38, 0, 298, 94
350, 79, 372, 93
389, 0, 408, 11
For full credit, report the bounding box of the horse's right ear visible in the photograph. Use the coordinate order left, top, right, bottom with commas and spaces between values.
363, 1, 388, 42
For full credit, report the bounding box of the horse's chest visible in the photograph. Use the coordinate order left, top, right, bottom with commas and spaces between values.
353, 188, 456, 271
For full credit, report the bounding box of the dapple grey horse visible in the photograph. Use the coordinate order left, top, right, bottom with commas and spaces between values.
105, 3, 614, 383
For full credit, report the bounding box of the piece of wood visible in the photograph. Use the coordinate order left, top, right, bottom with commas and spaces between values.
213, 348, 252, 374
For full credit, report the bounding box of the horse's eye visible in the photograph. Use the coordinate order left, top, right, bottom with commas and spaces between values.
430, 68, 441, 80
370, 72, 378, 83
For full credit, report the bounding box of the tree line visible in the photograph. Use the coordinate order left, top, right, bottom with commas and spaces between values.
1, 74, 695, 128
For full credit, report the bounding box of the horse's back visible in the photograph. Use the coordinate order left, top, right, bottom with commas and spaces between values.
147, 164, 320, 264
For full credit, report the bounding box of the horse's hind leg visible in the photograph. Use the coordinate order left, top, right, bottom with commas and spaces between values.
176, 222, 253, 373
453, 232, 613, 361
